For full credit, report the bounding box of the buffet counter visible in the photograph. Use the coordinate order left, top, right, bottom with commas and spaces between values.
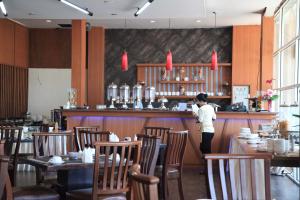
62, 109, 277, 166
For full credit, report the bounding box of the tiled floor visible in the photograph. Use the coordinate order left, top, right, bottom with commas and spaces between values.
17, 168, 299, 200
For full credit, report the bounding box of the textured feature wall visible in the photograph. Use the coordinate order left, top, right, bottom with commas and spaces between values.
105, 28, 232, 88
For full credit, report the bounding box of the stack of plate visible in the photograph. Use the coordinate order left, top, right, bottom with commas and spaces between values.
240, 128, 251, 137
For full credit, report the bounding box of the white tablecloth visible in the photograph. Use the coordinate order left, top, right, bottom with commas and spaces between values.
12, 131, 68, 172
229, 137, 266, 200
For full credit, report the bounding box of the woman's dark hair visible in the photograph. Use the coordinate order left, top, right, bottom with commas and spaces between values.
196, 93, 208, 102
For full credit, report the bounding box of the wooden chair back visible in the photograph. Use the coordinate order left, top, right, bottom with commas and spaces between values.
130, 164, 159, 200
0, 156, 13, 200
73, 126, 100, 151
92, 141, 141, 199
205, 154, 272, 200
136, 134, 161, 175
164, 130, 188, 168
0, 126, 22, 158
32, 131, 73, 157
144, 127, 171, 144
78, 130, 110, 150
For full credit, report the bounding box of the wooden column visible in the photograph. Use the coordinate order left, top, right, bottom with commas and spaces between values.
232, 25, 261, 97
261, 17, 274, 91
71, 20, 86, 106
87, 27, 105, 106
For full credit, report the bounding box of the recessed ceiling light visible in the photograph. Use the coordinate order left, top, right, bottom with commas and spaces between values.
46, 19, 52, 23
28, 12, 37, 16
196, 19, 201, 23
150, 20, 156, 23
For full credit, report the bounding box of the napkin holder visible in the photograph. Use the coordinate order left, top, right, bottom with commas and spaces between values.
109, 133, 120, 142
82, 148, 94, 163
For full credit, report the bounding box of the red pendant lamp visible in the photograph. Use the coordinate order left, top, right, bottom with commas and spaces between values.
211, 49, 218, 70
165, 18, 173, 71
211, 12, 218, 71
166, 50, 172, 71
121, 18, 128, 72
121, 51, 128, 71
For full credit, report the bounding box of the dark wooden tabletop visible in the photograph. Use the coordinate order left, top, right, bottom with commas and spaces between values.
21, 143, 168, 172
20, 155, 131, 172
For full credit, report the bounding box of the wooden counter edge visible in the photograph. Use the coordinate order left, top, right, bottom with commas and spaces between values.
61, 109, 277, 120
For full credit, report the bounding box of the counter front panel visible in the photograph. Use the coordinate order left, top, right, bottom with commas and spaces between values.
62, 110, 276, 166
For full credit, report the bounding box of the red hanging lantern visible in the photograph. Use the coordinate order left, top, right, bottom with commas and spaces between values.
166, 50, 172, 71
211, 49, 218, 70
121, 51, 128, 71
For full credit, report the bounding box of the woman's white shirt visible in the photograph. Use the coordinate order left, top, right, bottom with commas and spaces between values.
197, 104, 216, 133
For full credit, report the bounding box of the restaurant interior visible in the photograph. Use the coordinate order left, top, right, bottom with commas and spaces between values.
0, 0, 299, 199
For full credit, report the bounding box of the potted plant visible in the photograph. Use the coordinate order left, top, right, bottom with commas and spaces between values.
261, 79, 279, 112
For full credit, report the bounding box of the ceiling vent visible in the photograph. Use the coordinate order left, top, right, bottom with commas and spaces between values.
58, 23, 72, 28
57, 22, 91, 31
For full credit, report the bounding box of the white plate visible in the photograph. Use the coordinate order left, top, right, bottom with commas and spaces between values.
49, 160, 64, 165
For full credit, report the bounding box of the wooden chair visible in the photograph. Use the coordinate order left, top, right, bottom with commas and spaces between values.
205, 154, 272, 200
136, 134, 161, 175
73, 126, 100, 151
0, 126, 22, 186
66, 141, 142, 200
144, 127, 172, 144
77, 130, 110, 150
0, 155, 60, 200
159, 130, 188, 200
32, 131, 73, 185
33, 131, 74, 157
130, 164, 159, 200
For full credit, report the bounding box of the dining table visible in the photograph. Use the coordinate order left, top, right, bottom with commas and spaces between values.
228, 135, 300, 199
230, 136, 300, 167
20, 143, 167, 198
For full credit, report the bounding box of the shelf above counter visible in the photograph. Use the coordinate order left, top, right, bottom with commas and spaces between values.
159, 80, 205, 84
156, 95, 231, 99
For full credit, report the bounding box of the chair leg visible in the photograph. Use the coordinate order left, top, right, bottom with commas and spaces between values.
8, 168, 15, 186
126, 189, 134, 200
204, 159, 211, 199
178, 173, 184, 200
35, 168, 43, 185
163, 174, 168, 200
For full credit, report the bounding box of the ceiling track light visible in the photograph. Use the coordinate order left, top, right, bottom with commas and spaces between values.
134, 0, 154, 17
0, 0, 7, 17
58, 0, 93, 16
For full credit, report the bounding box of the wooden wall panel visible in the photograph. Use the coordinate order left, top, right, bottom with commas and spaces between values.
261, 17, 274, 91
71, 20, 86, 106
30, 29, 71, 68
232, 25, 261, 97
14, 24, 29, 68
0, 64, 28, 118
88, 27, 105, 106
0, 19, 15, 66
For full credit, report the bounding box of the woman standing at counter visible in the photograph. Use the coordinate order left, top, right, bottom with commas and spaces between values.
194, 93, 216, 154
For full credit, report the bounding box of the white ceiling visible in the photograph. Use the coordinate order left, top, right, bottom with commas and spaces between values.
1, 0, 281, 29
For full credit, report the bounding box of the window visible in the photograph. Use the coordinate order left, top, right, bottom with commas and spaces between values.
282, 0, 298, 45
274, 0, 300, 110
281, 44, 296, 87
274, 0, 300, 185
